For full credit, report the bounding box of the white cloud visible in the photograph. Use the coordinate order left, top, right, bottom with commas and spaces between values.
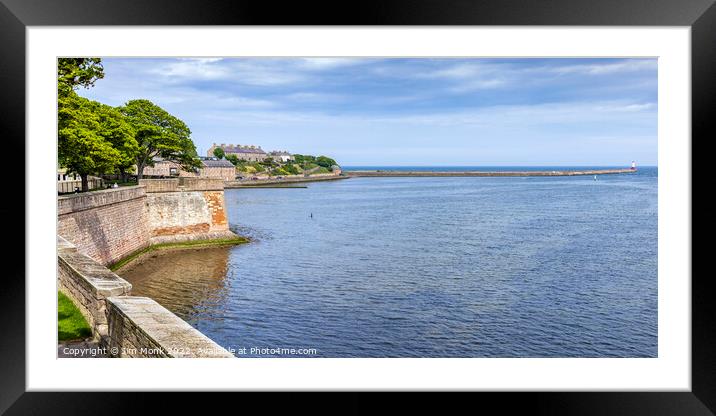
159, 59, 230, 80
146, 58, 306, 86
179, 58, 224, 63
298, 58, 368, 70
151, 58, 369, 86
550, 59, 657, 75
283, 92, 346, 103
198, 100, 656, 129
425, 62, 497, 79
407, 59, 657, 94
594, 102, 656, 112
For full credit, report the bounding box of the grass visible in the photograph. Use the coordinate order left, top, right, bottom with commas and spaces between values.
108, 236, 249, 272
58, 291, 92, 342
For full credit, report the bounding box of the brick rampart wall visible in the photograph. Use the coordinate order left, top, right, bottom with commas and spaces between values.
58, 179, 235, 267
58, 187, 150, 266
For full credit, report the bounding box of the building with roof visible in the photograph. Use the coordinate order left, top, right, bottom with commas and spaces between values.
207, 143, 268, 162
142, 157, 237, 181
268, 150, 295, 163
195, 158, 237, 181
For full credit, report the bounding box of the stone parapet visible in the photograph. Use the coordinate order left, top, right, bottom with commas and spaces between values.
138, 178, 178, 193
57, 236, 132, 340
106, 296, 234, 358
140, 177, 225, 193
58, 186, 146, 215
58, 236, 234, 358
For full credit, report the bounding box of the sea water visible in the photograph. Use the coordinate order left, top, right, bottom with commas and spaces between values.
120, 167, 658, 357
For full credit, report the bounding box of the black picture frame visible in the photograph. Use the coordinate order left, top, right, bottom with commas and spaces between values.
0, 0, 709, 414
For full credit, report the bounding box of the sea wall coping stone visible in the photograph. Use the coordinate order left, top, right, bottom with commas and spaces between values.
106, 296, 234, 358
57, 236, 132, 339
58, 186, 146, 215
140, 177, 225, 193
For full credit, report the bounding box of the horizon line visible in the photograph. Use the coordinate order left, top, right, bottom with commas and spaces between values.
340, 164, 657, 167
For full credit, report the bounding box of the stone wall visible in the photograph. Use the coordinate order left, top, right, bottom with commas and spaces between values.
139, 177, 226, 193
195, 166, 235, 182
58, 236, 233, 358
141, 177, 235, 245
106, 297, 234, 358
58, 178, 236, 265
141, 161, 235, 182
57, 236, 132, 340
58, 186, 150, 266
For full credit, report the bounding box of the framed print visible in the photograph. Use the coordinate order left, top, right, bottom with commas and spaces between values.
1, 0, 711, 414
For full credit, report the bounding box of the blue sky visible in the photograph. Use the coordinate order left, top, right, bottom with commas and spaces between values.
77, 58, 657, 166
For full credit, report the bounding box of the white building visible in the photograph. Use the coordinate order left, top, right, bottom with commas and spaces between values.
269, 151, 294, 163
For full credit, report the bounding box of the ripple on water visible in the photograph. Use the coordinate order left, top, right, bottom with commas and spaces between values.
119, 168, 658, 357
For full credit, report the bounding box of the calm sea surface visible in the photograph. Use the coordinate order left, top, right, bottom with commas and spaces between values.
119, 167, 658, 357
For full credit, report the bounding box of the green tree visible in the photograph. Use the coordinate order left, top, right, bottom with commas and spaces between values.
213, 147, 225, 159
57, 58, 104, 98
260, 157, 277, 168
58, 94, 134, 191
93, 102, 139, 181
119, 99, 201, 179
251, 162, 265, 173
315, 156, 338, 168
57, 57, 139, 189
225, 154, 240, 165
283, 164, 300, 175
294, 154, 316, 169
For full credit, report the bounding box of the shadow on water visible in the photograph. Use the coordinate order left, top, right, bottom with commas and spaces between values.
118, 246, 233, 320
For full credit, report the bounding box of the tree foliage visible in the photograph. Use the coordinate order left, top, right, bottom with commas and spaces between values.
57, 58, 104, 98
56, 59, 200, 190
119, 99, 201, 179
57, 57, 140, 191
261, 157, 278, 168
225, 154, 240, 165
292, 154, 337, 169
283, 164, 300, 175
213, 147, 225, 159
293, 154, 313, 165
315, 156, 338, 168
58, 94, 135, 190
92, 102, 139, 174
